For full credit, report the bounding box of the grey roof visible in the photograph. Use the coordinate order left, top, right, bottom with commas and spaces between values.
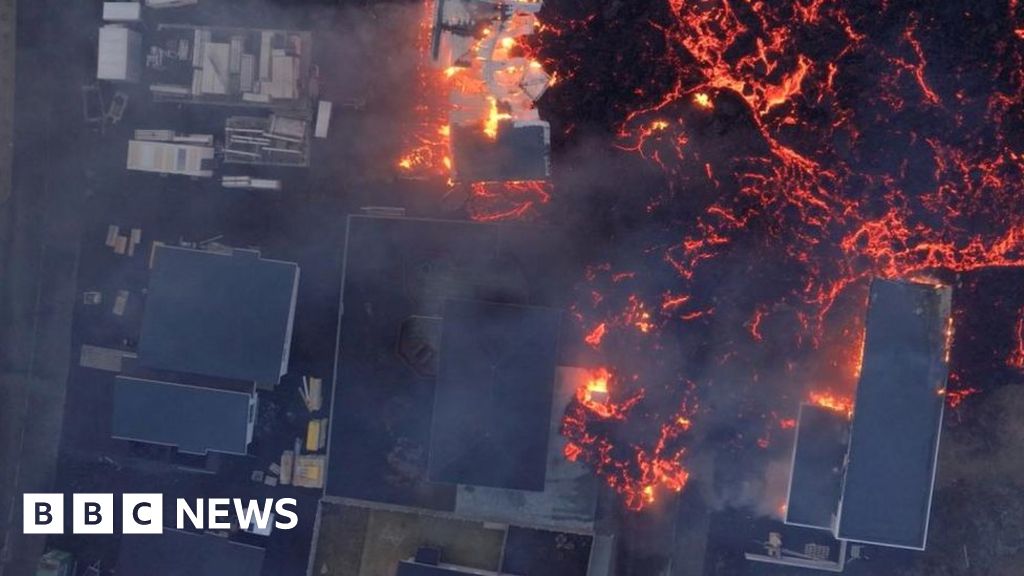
428, 299, 561, 491
112, 376, 254, 455
785, 403, 848, 530
138, 245, 299, 386
451, 122, 550, 182
836, 279, 951, 549
117, 529, 264, 576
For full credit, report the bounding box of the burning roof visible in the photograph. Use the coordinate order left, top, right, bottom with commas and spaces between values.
430, 0, 551, 183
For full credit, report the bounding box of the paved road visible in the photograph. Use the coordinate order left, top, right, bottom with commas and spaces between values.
0, 1, 93, 573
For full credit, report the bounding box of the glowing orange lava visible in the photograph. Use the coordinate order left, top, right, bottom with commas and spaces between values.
808, 391, 854, 419
1010, 307, 1024, 370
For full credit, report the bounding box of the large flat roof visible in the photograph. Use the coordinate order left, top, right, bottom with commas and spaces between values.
111, 376, 254, 455
785, 403, 848, 530
453, 367, 598, 530
118, 529, 264, 576
428, 299, 561, 491
327, 215, 575, 507
138, 245, 299, 386
836, 279, 951, 549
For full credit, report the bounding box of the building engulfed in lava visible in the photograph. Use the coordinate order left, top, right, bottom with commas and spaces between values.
751, 279, 952, 571
430, 0, 551, 183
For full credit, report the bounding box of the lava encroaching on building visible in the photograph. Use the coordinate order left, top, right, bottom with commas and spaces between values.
835, 279, 952, 550
325, 215, 599, 533
755, 279, 952, 571
431, 0, 552, 183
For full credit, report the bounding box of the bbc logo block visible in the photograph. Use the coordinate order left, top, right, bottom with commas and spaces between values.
23, 494, 63, 534
24, 493, 162, 535
123, 493, 163, 534
22, 494, 297, 534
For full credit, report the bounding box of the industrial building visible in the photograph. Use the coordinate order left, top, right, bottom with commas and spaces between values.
428, 299, 562, 491
835, 280, 951, 549
111, 375, 257, 455
309, 502, 601, 576
117, 529, 265, 576
325, 215, 598, 534
137, 245, 299, 388
750, 279, 953, 572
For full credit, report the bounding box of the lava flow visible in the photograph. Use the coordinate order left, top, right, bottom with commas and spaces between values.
562, 366, 695, 509
1009, 307, 1024, 370
536, 0, 1024, 509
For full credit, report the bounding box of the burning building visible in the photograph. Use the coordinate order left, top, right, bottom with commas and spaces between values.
752, 279, 952, 571
430, 0, 551, 183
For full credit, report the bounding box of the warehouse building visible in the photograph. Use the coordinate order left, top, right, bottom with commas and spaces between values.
137, 245, 299, 389
751, 279, 953, 572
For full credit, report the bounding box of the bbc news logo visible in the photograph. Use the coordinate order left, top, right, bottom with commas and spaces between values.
23, 494, 298, 534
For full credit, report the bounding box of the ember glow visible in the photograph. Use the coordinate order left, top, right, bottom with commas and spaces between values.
562, 366, 695, 509
536, 0, 1024, 509
398, 0, 553, 220
1009, 307, 1024, 370
808, 391, 854, 419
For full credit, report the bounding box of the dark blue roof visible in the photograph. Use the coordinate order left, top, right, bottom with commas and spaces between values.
117, 529, 264, 576
785, 404, 847, 530
428, 299, 561, 491
327, 216, 576, 507
397, 561, 477, 576
111, 376, 254, 455
138, 246, 298, 386
451, 121, 550, 182
836, 279, 951, 549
